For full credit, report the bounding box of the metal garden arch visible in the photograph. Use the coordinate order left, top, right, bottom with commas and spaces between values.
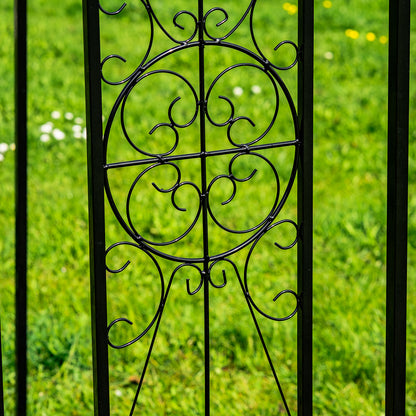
0, 0, 410, 415
84, 0, 312, 414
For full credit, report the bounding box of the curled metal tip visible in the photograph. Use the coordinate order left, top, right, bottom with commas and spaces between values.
273, 219, 299, 250
186, 277, 203, 295
107, 259, 131, 274
99, 1, 127, 15
210, 269, 227, 289
272, 40, 299, 70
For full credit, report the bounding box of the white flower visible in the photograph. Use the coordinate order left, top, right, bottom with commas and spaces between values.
82, 128, 87, 140
0, 154, 4, 162
40, 134, 50, 142
64, 112, 74, 120
251, 85, 262, 94
0, 143, 9, 153
40, 122, 53, 133
233, 86, 244, 97
72, 124, 82, 133
324, 51, 334, 60
10, 143, 16, 151
75, 117, 83, 124
51, 111, 61, 119
73, 131, 82, 139
52, 129, 65, 140
115, 389, 122, 397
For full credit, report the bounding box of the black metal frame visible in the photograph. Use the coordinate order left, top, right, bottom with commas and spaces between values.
84, 1, 312, 414
297, 0, 314, 412
0, 0, 409, 415
83, 1, 109, 413
0, 321, 4, 416
386, 0, 410, 414
14, 0, 28, 415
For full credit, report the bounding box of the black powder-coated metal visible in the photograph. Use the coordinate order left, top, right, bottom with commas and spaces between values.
0, 321, 4, 416
82, 0, 110, 414
6, 0, 411, 413
297, 0, 314, 414
3, 0, 409, 414
84, 1, 307, 414
386, 0, 410, 414
14, 0, 28, 415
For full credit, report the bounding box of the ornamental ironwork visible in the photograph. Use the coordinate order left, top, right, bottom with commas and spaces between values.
86, 0, 306, 414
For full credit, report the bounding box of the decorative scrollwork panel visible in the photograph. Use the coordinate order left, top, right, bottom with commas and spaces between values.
88, 0, 305, 414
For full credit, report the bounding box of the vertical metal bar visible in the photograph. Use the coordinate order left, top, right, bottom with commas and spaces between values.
14, 0, 28, 414
385, 0, 410, 414
197, 1, 211, 414
297, 0, 313, 414
82, 1, 109, 415
0, 321, 4, 416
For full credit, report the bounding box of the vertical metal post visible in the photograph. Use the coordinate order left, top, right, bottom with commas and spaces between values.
14, 0, 28, 414
82, 1, 109, 415
386, 0, 410, 414
297, 0, 313, 414
197, 0, 211, 413
0, 321, 4, 416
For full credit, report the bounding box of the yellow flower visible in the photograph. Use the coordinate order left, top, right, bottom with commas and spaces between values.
379, 35, 388, 44
283, 2, 298, 15
323, 0, 332, 8
345, 29, 359, 39
289, 5, 298, 14
366, 32, 376, 41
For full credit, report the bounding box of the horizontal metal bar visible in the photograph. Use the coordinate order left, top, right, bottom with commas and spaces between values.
104, 139, 299, 170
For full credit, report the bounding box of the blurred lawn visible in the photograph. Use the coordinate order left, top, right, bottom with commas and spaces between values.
0, 0, 415, 415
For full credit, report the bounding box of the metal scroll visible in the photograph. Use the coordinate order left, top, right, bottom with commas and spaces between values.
83, 1, 313, 414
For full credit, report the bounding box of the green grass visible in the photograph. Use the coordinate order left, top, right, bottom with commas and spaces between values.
0, 0, 415, 415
